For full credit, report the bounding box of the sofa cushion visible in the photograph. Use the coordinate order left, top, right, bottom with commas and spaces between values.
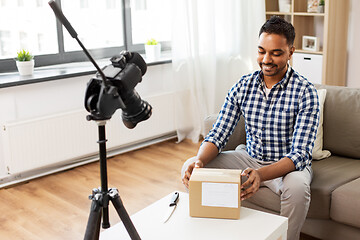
316, 85, 360, 159
308, 156, 360, 219
330, 178, 360, 228
244, 155, 360, 219
312, 89, 331, 160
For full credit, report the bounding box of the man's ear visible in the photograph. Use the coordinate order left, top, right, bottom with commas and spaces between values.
289, 45, 295, 59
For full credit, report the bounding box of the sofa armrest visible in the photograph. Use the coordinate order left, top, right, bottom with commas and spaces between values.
203, 114, 246, 151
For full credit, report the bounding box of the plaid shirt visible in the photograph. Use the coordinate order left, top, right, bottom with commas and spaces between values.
204, 66, 320, 171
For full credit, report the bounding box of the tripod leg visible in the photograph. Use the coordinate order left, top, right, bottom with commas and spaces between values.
84, 191, 103, 240
109, 188, 141, 240
97, 123, 111, 229
102, 206, 110, 229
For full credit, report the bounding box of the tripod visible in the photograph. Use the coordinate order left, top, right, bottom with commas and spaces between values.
84, 119, 141, 240
47, 2, 147, 239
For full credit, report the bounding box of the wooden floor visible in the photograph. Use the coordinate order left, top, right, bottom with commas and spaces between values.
0, 139, 318, 240
0, 139, 201, 240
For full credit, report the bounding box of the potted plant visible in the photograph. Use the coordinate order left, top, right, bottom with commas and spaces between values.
318, 0, 325, 13
144, 38, 161, 61
15, 49, 35, 76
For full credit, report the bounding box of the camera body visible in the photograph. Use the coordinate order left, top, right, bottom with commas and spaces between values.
85, 51, 152, 128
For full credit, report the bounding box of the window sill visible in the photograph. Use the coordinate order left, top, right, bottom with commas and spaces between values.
0, 51, 172, 89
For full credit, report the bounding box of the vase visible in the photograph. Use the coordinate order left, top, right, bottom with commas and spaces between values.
145, 43, 161, 62
16, 59, 35, 76
318, 5, 324, 13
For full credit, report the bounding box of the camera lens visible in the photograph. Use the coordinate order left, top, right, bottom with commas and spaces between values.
111, 62, 152, 129
121, 91, 152, 129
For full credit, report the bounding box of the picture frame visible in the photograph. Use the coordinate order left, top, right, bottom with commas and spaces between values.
302, 36, 319, 52
307, 0, 319, 13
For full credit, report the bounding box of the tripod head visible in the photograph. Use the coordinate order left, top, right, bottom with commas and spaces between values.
49, 0, 152, 127
85, 50, 152, 128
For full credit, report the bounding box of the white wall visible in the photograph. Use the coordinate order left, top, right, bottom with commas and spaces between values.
346, 0, 360, 88
0, 63, 174, 177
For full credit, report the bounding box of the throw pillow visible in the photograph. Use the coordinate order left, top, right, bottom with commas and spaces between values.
312, 89, 331, 160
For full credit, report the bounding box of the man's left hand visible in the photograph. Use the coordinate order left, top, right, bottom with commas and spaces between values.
240, 168, 262, 200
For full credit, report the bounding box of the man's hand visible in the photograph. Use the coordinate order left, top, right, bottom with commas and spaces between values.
240, 157, 296, 200
181, 142, 219, 188
240, 168, 262, 200
182, 159, 204, 189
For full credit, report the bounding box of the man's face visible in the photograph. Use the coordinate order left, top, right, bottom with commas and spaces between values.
257, 32, 294, 81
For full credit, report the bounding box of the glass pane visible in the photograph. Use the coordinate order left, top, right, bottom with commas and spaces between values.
62, 0, 124, 52
130, 0, 172, 44
0, 0, 58, 59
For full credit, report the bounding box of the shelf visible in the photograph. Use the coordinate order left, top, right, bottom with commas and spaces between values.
266, 11, 292, 15
293, 12, 325, 16
266, 11, 325, 17
295, 49, 323, 55
265, 0, 349, 86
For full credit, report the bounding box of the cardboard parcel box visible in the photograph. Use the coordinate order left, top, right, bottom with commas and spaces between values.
189, 168, 242, 219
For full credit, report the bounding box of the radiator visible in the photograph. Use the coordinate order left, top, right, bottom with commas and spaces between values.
2, 93, 175, 174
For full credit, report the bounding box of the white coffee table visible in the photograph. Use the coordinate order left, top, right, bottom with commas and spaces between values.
100, 191, 288, 240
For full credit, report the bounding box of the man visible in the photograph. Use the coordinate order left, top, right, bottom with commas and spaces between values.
181, 16, 320, 240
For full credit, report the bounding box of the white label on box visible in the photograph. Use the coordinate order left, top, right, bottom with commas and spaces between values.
201, 182, 238, 208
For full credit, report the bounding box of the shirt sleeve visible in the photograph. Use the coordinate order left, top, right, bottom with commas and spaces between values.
204, 82, 242, 152
285, 85, 320, 171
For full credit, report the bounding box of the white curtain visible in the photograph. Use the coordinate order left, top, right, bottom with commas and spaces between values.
171, 0, 265, 143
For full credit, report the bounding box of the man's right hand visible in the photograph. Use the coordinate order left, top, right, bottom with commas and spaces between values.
182, 159, 204, 189
182, 141, 219, 188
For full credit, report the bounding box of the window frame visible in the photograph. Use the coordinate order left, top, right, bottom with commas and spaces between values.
0, 0, 171, 74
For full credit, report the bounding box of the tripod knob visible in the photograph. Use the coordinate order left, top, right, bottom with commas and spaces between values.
109, 188, 119, 198
89, 188, 101, 200
86, 115, 94, 121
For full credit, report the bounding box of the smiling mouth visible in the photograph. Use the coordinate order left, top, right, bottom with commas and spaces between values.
262, 64, 276, 71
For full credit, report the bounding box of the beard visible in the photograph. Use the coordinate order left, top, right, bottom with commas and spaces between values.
260, 62, 287, 77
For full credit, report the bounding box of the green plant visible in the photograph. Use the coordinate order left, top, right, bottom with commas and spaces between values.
319, 0, 325, 6
146, 38, 158, 45
15, 49, 34, 61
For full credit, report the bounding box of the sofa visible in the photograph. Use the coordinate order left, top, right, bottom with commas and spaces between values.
203, 84, 360, 240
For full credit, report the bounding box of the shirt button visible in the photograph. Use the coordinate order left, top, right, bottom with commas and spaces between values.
262, 127, 265, 131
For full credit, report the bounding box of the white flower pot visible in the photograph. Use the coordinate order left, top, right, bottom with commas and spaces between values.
16, 59, 35, 76
317, 5, 324, 13
145, 43, 161, 62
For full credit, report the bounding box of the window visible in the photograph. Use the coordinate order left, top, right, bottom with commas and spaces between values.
0, 0, 58, 58
130, 0, 172, 44
61, 0, 124, 51
0, 0, 171, 73
0, 31, 11, 57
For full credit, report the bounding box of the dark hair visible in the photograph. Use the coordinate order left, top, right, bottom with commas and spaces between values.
259, 16, 295, 46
